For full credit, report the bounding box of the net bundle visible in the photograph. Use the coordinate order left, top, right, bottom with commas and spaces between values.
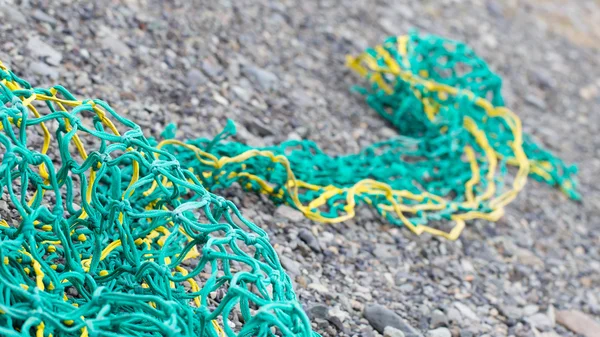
157, 32, 579, 240
0, 62, 314, 336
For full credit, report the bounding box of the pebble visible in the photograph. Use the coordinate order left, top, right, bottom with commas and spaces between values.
523, 305, 539, 316
242, 64, 279, 91
29, 61, 59, 79
187, 69, 206, 89
275, 205, 304, 222
279, 255, 301, 276
308, 304, 329, 319
427, 327, 451, 337
2, 6, 26, 24
447, 307, 462, 324
526, 313, 554, 331
556, 310, 600, 337
308, 283, 329, 294
27, 36, 62, 66
299, 228, 321, 252
453, 302, 479, 322
384, 326, 406, 337
231, 85, 252, 102
101, 34, 131, 58
515, 247, 545, 268
32, 9, 58, 25
524, 94, 547, 110
364, 304, 423, 337
430, 309, 448, 328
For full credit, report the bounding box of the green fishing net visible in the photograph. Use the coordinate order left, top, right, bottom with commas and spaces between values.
0, 63, 314, 337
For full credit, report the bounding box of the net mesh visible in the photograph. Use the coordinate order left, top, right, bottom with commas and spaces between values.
0, 63, 313, 336
0, 31, 578, 336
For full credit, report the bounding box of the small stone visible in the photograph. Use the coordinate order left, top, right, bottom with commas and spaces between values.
231, 86, 252, 102
526, 313, 553, 331
32, 9, 58, 25
447, 307, 462, 324
27, 36, 62, 66
213, 92, 229, 106
187, 69, 206, 89
579, 84, 598, 101
2, 6, 26, 24
364, 304, 423, 336
485, 0, 503, 17
499, 305, 523, 320
515, 247, 545, 268
308, 304, 329, 319
279, 255, 301, 276
201, 60, 223, 80
308, 283, 329, 294
524, 95, 547, 110
453, 302, 479, 322
329, 306, 350, 323
523, 305, 539, 316
384, 326, 406, 337
29, 61, 59, 79
299, 228, 321, 252
242, 64, 279, 91
430, 309, 448, 328
427, 327, 451, 337
275, 205, 304, 222
373, 244, 397, 259
556, 310, 600, 337
101, 34, 131, 57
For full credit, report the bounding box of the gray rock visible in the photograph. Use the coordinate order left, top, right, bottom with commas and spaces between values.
299, 229, 321, 252
524, 94, 547, 110
279, 255, 301, 276
499, 305, 523, 320
32, 9, 58, 25
447, 307, 462, 324
231, 86, 252, 102
515, 248, 545, 268
242, 64, 279, 91
373, 244, 397, 259
427, 328, 451, 337
201, 60, 223, 80
526, 313, 553, 331
27, 36, 62, 66
364, 304, 423, 336
187, 69, 206, 89
308, 304, 329, 319
430, 309, 448, 328
2, 6, 26, 24
556, 310, 600, 337
453, 302, 479, 322
384, 326, 406, 337
101, 34, 131, 58
523, 305, 539, 316
275, 205, 304, 222
29, 61, 59, 79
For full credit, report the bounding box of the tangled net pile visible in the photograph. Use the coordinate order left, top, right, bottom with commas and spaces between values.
160, 32, 579, 240
0, 64, 311, 336
0, 32, 577, 336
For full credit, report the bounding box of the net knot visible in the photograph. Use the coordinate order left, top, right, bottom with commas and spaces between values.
117, 199, 133, 214
121, 129, 143, 146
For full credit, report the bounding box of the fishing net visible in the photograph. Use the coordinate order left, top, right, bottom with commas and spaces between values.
0, 31, 578, 337
0, 63, 313, 336
158, 32, 579, 240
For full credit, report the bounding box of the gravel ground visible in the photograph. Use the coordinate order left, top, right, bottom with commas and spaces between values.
1, 0, 599, 336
